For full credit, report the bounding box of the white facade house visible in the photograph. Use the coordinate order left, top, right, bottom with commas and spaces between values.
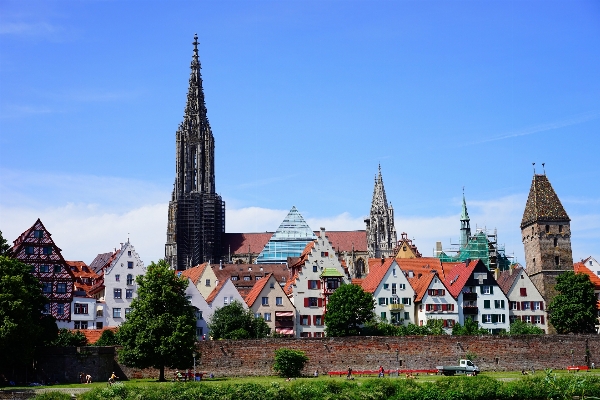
444, 260, 510, 334
182, 277, 211, 340
89, 241, 145, 327
69, 295, 98, 330
288, 228, 348, 338
415, 272, 459, 333
498, 266, 548, 333
362, 259, 416, 326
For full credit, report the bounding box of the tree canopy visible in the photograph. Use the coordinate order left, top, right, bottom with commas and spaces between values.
117, 259, 197, 381
451, 318, 490, 335
324, 283, 375, 336
0, 255, 57, 372
548, 271, 597, 334
507, 319, 545, 335
51, 328, 88, 347
273, 348, 308, 378
208, 300, 270, 339
94, 329, 120, 346
0, 230, 11, 256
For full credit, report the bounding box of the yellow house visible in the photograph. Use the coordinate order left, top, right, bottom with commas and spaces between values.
395, 232, 422, 259
244, 273, 296, 336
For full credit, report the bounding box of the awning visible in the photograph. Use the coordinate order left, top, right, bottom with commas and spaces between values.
276, 311, 294, 317
276, 328, 294, 335
96, 305, 104, 312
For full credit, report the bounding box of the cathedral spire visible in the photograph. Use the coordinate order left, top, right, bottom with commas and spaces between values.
365, 166, 397, 259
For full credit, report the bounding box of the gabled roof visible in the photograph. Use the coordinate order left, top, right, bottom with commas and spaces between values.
283, 272, 297, 295
396, 257, 447, 280
442, 260, 480, 298
521, 174, 570, 228
497, 266, 523, 295
213, 263, 289, 297
409, 271, 436, 302
361, 258, 395, 293
324, 231, 367, 252
89, 252, 116, 274
290, 241, 316, 269
67, 261, 99, 294
244, 273, 273, 307
180, 262, 209, 285
222, 232, 275, 255
574, 261, 600, 290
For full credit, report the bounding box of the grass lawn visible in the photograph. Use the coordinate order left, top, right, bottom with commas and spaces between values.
3, 368, 600, 391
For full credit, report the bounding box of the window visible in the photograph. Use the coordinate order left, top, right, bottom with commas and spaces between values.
196, 310, 203, 320
393, 268, 397, 277
128, 250, 132, 256
255, 276, 261, 280
34, 230, 44, 238
224, 297, 229, 305
522, 302, 530, 310
308, 280, 319, 289
383, 284, 389, 290
314, 315, 323, 326
553, 238, 558, 247
392, 283, 397, 295
524, 315, 532, 323
114, 288, 122, 299
555, 256, 560, 266
75, 303, 88, 314
262, 297, 269, 306
401, 297, 411, 305
314, 332, 324, 338
115, 274, 120, 282
43, 303, 50, 314
125, 308, 131, 317
205, 279, 211, 286
545, 225, 549, 233
96, 308, 104, 317
428, 289, 446, 296
57, 303, 64, 315
301, 315, 310, 325
494, 300, 505, 309
53, 265, 62, 273
113, 308, 121, 318
404, 312, 410, 320
243, 276, 251, 281
74, 321, 88, 329
127, 261, 134, 269
270, 282, 274, 288
534, 315, 542, 324
484, 300, 490, 309
40, 265, 50, 273
482, 286, 493, 294
399, 283, 406, 290
300, 332, 311, 337
255, 312, 261, 318
309, 297, 319, 307
510, 302, 518, 310
379, 297, 388, 305
56, 283, 66, 294
321, 251, 328, 257
381, 312, 387, 320
483, 314, 492, 323
313, 265, 318, 272
264, 313, 271, 321
43, 247, 52, 255
126, 289, 133, 299
96, 322, 103, 329
520, 288, 527, 296
533, 301, 542, 310
276, 297, 283, 305
25, 246, 35, 255
127, 274, 133, 285
559, 225, 563, 233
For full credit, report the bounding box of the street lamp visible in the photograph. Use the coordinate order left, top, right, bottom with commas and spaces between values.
193, 352, 197, 377
571, 349, 574, 366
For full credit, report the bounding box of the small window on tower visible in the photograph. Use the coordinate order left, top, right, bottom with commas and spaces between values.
559, 225, 563, 233
553, 238, 558, 247
555, 256, 560, 266
545, 225, 549, 233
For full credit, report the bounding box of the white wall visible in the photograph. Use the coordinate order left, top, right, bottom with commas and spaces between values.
372, 260, 415, 326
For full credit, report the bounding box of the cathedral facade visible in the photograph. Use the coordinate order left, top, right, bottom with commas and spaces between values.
365, 166, 397, 259
165, 35, 225, 271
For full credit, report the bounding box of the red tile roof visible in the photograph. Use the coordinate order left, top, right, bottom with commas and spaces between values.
497, 266, 523, 295
361, 258, 395, 293
213, 263, 290, 298
67, 260, 99, 294
76, 327, 118, 344
410, 272, 437, 302
222, 233, 274, 255
244, 273, 272, 307
205, 279, 228, 305
323, 231, 367, 252
290, 241, 316, 269
283, 273, 297, 295
574, 261, 600, 290
396, 257, 447, 281
179, 263, 209, 285
442, 260, 480, 298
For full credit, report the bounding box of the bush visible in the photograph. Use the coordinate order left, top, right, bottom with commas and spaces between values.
51, 328, 87, 347
93, 329, 119, 346
273, 348, 308, 378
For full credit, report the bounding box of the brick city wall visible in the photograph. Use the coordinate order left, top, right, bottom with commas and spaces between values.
35, 346, 117, 383
194, 335, 600, 376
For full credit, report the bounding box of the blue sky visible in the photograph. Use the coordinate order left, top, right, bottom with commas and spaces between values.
1, 0, 599, 265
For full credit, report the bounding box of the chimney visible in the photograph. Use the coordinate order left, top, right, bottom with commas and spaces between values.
494, 268, 499, 281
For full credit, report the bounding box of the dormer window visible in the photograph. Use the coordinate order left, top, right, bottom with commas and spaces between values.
34, 230, 44, 238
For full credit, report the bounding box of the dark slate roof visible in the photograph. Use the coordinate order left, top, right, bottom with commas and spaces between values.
521, 174, 570, 228
89, 252, 115, 274
497, 266, 523, 295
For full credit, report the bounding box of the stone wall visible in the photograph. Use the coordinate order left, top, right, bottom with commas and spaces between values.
35, 346, 117, 383
194, 335, 599, 376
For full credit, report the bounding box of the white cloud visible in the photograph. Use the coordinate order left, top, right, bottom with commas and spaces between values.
0, 22, 59, 36
226, 206, 288, 232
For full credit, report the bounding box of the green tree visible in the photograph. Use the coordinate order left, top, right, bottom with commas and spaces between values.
548, 271, 597, 334
0, 256, 57, 372
451, 318, 489, 335
208, 300, 270, 339
324, 283, 375, 336
273, 348, 308, 378
117, 259, 197, 381
51, 328, 88, 346
94, 329, 120, 346
0, 230, 11, 256
507, 319, 545, 335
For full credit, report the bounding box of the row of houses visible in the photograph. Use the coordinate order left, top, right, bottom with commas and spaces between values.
9, 219, 600, 339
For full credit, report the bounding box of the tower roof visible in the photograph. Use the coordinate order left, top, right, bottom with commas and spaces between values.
521, 174, 570, 229
461, 192, 470, 221
370, 164, 389, 212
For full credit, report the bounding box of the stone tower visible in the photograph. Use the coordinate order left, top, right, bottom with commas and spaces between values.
365, 165, 397, 259
165, 35, 225, 271
521, 173, 573, 303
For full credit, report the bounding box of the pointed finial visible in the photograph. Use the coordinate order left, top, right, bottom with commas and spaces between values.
192, 34, 199, 64
542, 163, 545, 175
532, 162, 535, 174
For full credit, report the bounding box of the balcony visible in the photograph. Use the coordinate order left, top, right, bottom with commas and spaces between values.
463, 292, 477, 301
275, 320, 294, 328
388, 303, 404, 311
463, 306, 478, 315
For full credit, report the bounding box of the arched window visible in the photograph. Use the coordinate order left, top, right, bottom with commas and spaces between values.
126, 274, 133, 285
355, 258, 365, 278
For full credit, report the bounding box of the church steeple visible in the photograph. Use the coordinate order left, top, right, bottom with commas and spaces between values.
166, 35, 225, 270
365, 165, 397, 259
460, 189, 471, 247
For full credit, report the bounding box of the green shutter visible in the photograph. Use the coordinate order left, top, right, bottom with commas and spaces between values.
381, 312, 387, 320
490, 286, 494, 294
492, 314, 498, 323
484, 300, 490, 309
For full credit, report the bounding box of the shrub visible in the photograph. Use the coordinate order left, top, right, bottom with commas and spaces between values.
273, 348, 308, 378
93, 329, 119, 346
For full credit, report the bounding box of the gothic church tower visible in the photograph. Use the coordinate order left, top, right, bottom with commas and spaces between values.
521, 172, 573, 303
365, 166, 397, 259
165, 35, 225, 271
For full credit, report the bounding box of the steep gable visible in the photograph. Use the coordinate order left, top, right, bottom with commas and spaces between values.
442, 260, 479, 298
244, 273, 272, 307
361, 258, 394, 293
